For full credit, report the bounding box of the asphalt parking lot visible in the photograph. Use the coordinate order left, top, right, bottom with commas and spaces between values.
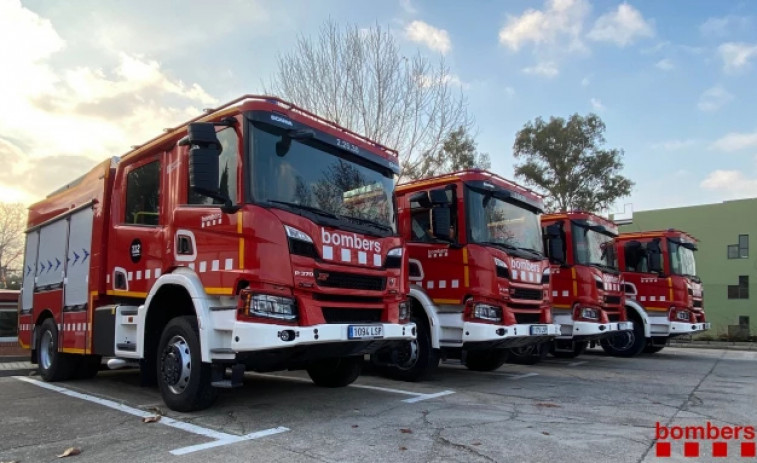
1, 347, 755, 463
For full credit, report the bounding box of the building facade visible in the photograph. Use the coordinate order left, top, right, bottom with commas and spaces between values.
618, 198, 756, 339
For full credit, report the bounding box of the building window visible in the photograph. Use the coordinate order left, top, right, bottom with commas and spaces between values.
727, 234, 748, 259
727, 275, 749, 299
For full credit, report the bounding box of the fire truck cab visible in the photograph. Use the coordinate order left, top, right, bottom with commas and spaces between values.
541, 212, 633, 358
607, 230, 710, 356
18, 95, 415, 411
373, 169, 559, 380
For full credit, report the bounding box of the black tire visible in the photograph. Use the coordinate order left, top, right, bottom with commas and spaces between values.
552, 341, 588, 359
37, 318, 76, 382
157, 316, 218, 412
74, 355, 102, 379
507, 342, 549, 365
644, 345, 665, 354
600, 315, 646, 357
464, 349, 509, 371
373, 313, 439, 382
307, 357, 362, 387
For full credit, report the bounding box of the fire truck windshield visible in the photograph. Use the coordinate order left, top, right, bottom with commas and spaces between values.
249, 120, 396, 235
573, 222, 618, 270
466, 189, 543, 254
669, 239, 697, 277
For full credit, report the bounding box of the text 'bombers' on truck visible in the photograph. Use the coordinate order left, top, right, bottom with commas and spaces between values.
373, 169, 560, 380
541, 212, 633, 358
607, 229, 710, 356
18, 95, 416, 411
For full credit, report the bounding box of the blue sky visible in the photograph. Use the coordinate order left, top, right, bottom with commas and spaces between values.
2, 0, 756, 216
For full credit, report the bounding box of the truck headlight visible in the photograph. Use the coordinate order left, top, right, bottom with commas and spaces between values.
473, 303, 503, 322
580, 307, 599, 320
249, 294, 298, 320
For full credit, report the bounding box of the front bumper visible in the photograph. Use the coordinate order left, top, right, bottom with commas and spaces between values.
669, 321, 711, 335
462, 322, 561, 350
557, 321, 634, 341
231, 321, 416, 352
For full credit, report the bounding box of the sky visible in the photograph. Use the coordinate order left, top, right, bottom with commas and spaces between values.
2, 0, 757, 216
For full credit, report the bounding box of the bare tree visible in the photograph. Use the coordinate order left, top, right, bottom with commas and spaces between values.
0, 202, 26, 289
267, 20, 471, 181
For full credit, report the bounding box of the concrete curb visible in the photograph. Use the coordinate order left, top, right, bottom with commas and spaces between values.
668, 341, 757, 351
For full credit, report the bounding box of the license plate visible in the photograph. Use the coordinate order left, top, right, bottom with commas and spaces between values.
348, 325, 384, 339
617, 322, 633, 330
530, 324, 549, 335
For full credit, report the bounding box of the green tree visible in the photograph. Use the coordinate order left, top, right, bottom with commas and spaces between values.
513, 113, 633, 212
408, 125, 490, 179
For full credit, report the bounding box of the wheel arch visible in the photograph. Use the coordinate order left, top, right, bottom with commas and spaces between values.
625, 299, 652, 338
408, 284, 441, 349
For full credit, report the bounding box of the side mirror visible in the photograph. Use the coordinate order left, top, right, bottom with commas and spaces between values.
647, 239, 663, 274
545, 223, 565, 265
624, 240, 642, 270
430, 207, 451, 241
429, 188, 450, 205
410, 191, 431, 208
185, 122, 238, 212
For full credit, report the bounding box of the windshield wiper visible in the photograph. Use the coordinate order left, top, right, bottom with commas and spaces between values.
517, 246, 544, 257
340, 215, 393, 233
267, 200, 340, 219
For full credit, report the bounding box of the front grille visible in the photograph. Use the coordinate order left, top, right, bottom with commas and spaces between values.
322, 308, 383, 324
314, 270, 386, 291
513, 312, 541, 324
511, 288, 543, 301
693, 300, 702, 308
604, 295, 622, 305
312, 293, 383, 304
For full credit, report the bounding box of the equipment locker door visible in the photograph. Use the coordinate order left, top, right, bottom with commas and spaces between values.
61, 207, 94, 353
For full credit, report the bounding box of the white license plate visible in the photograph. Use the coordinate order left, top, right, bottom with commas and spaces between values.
617, 321, 633, 330
530, 324, 549, 335
348, 325, 384, 339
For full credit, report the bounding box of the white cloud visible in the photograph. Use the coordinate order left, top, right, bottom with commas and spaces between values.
588, 3, 654, 47
697, 86, 733, 112
700, 15, 751, 38
590, 97, 604, 111
498, 0, 590, 53
405, 20, 451, 54
0, 0, 217, 203
700, 169, 757, 199
710, 130, 757, 152
415, 73, 466, 89
522, 61, 559, 77
399, 0, 418, 14
655, 58, 674, 70
718, 42, 757, 72
650, 139, 697, 151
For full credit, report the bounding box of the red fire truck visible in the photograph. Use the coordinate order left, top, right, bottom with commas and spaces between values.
18, 95, 416, 411
541, 212, 633, 358
373, 169, 559, 380
603, 230, 710, 356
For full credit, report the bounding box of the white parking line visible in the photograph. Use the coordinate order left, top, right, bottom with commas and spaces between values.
568, 361, 587, 367
255, 373, 455, 403
508, 372, 539, 380
13, 376, 289, 455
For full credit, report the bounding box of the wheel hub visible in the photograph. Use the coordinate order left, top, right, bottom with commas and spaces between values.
395, 339, 419, 370
160, 335, 191, 394
40, 330, 54, 370
608, 331, 634, 351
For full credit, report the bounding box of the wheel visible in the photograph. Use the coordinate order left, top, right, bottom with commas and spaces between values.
464, 349, 509, 371
644, 345, 665, 354
552, 341, 588, 359
507, 342, 549, 365
37, 318, 76, 382
372, 313, 439, 382
307, 357, 362, 387
600, 316, 646, 357
74, 355, 102, 379
157, 316, 218, 412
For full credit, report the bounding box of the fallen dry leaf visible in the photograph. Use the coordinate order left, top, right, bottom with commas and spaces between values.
542, 432, 550, 436
142, 415, 161, 423
351, 424, 359, 428
57, 447, 81, 458
472, 442, 482, 446
399, 446, 407, 451
400, 428, 413, 434
534, 402, 561, 408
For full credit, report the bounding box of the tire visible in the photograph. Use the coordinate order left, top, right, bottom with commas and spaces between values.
307, 357, 362, 387
37, 318, 76, 382
507, 342, 549, 365
464, 349, 509, 371
601, 315, 646, 357
157, 316, 218, 412
644, 345, 665, 354
552, 341, 588, 359
373, 313, 439, 382
74, 355, 102, 379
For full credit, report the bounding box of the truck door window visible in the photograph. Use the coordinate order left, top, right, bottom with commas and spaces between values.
188, 127, 238, 205
409, 190, 455, 242
623, 241, 648, 272
125, 161, 160, 225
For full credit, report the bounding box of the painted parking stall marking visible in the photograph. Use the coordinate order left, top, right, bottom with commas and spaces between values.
14, 376, 289, 455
